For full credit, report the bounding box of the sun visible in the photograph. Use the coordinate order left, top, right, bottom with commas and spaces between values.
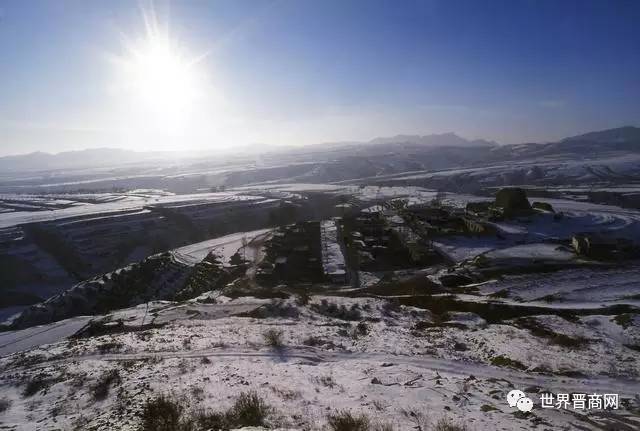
111, 8, 207, 131
125, 34, 199, 112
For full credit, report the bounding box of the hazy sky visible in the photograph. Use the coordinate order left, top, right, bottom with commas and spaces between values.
0, 0, 639, 156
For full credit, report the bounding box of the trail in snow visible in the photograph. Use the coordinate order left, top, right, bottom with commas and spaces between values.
10, 345, 639, 397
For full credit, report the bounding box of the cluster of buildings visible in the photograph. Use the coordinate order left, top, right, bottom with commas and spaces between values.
571, 234, 637, 260
257, 221, 325, 285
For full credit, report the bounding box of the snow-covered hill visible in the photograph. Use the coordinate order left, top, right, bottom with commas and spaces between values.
0, 295, 638, 430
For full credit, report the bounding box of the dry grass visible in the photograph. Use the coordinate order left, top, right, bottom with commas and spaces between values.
92, 369, 121, 401
139, 391, 272, 431
139, 395, 186, 431
314, 375, 337, 389
263, 329, 284, 348
433, 417, 468, 431
327, 410, 370, 431
22, 373, 61, 398
490, 355, 527, 370
311, 300, 362, 321
515, 317, 590, 350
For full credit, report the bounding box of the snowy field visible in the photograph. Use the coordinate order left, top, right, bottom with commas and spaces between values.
475, 265, 640, 307
1, 184, 640, 430
0, 296, 638, 430
0, 191, 264, 229
369, 153, 640, 188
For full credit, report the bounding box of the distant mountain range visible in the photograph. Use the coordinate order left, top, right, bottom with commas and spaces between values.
324, 126, 640, 149
561, 126, 640, 144
0, 126, 638, 177
345, 132, 497, 148
0, 148, 172, 173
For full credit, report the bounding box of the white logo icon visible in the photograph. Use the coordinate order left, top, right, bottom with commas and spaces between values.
507, 390, 526, 407
507, 389, 533, 412
516, 397, 533, 412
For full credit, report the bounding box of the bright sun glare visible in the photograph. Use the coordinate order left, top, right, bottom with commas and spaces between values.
127, 35, 199, 111
112, 7, 207, 135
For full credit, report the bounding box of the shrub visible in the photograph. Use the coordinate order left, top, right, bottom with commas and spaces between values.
96, 341, 124, 354
515, 317, 590, 350
270, 386, 301, 401
433, 417, 468, 431
304, 336, 340, 350
327, 410, 370, 431
625, 343, 640, 352
314, 375, 337, 389
296, 291, 311, 306
192, 411, 227, 430
263, 329, 284, 348
195, 391, 271, 429
8, 353, 45, 369
355, 322, 369, 336
490, 355, 526, 370
351, 321, 369, 339
453, 342, 468, 352
191, 386, 205, 401
22, 374, 58, 398
614, 313, 634, 329
0, 398, 11, 413
549, 333, 590, 349
92, 369, 121, 401
312, 300, 362, 321
227, 391, 271, 428
303, 336, 325, 346
140, 391, 271, 431
381, 300, 401, 315
177, 360, 191, 375
140, 396, 188, 431
242, 300, 299, 319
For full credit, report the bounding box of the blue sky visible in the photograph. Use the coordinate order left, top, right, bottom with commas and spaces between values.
0, 0, 639, 155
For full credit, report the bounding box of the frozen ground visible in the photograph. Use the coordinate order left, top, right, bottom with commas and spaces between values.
474, 265, 640, 307
174, 229, 273, 266
0, 191, 263, 229
233, 183, 440, 205
0, 296, 638, 431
